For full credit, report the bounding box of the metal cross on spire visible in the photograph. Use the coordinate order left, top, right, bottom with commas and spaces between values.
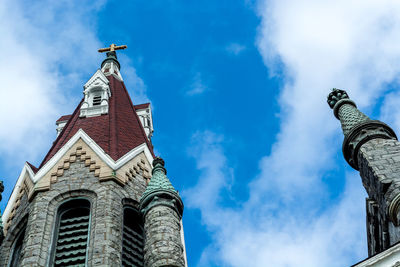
98, 43, 127, 53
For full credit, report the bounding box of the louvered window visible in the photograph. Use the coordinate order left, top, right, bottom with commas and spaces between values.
51, 199, 90, 267
9, 228, 25, 267
122, 207, 144, 267
92, 95, 102, 106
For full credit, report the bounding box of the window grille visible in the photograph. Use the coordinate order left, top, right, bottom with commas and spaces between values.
9, 228, 25, 267
92, 95, 102, 106
51, 199, 90, 267
121, 207, 144, 267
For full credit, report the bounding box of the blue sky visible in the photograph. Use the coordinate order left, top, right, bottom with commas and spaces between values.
3, 0, 400, 266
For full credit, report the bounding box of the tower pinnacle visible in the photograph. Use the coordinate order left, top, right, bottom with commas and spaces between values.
328, 88, 400, 257
139, 157, 185, 267
327, 88, 396, 169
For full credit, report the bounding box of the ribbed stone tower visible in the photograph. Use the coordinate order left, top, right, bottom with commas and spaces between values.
140, 157, 185, 267
328, 88, 400, 256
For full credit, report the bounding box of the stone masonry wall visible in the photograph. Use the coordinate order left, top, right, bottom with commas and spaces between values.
358, 138, 400, 249
0, 182, 30, 265
0, 158, 147, 267
144, 204, 185, 267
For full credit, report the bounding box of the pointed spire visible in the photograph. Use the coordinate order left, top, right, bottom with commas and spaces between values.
327, 88, 370, 136
141, 157, 179, 202
139, 158, 186, 267
140, 157, 183, 217
327, 88, 397, 169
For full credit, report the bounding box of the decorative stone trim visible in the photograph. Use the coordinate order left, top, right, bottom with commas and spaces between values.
124, 160, 151, 184
28, 144, 105, 201
344, 120, 397, 170
3, 130, 153, 231
49, 146, 102, 182
140, 191, 184, 219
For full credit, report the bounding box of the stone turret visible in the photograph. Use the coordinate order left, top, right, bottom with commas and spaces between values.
140, 157, 185, 267
328, 88, 400, 256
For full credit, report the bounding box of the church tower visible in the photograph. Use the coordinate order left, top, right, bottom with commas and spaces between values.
0, 44, 187, 267
328, 89, 400, 266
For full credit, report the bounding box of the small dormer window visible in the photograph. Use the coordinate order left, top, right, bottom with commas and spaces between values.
135, 103, 154, 140
80, 69, 111, 118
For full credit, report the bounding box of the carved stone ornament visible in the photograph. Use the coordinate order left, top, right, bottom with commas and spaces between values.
328, 88, 397, 170
327, 88, 355, 119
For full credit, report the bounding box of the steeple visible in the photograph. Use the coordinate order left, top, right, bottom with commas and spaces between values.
327, 88, 396, 169
0, 44, 190, 267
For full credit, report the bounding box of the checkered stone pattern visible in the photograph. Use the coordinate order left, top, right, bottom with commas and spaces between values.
338, 103, 370, 136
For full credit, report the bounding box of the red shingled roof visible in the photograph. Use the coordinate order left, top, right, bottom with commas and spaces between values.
26, 161, 38, 174
56, 115, 72, 123
134, 103, 150, 110
39, 75, 154, 169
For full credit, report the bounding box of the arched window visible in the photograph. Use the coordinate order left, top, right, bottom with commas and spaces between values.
9, 227, 25, 267
121, 206, 144, 267
50, 199, 91, 266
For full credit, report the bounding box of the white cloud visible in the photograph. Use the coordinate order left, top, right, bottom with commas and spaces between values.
184, 0, 400, 266
120, 54, 149, 104
187, 72, 208, 96
0, 0, 146, 165
184, 132, 366, 267
0, 0, 103, 164
226, 43, 246, 56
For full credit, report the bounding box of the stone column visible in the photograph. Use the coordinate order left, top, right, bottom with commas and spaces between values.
140, 157, 185, 267
328, 88, 400, 254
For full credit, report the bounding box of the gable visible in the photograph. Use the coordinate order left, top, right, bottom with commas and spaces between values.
2, 129, 153, 227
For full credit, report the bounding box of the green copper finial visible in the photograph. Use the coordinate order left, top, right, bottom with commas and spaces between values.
141, 157, 179, 202
140, 157, 183, 217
